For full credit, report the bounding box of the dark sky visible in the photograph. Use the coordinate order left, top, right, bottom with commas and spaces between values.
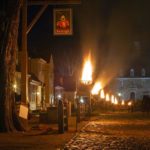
27, 0, 150, 78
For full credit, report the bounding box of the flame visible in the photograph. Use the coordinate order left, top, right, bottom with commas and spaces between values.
128, 101, 132, 106
13, 84, 17, 89
91, 82, 102, 95
121, 100, 125, 105
81, 53, 92, 84
111, 95, 115, 103
100, 89, 105, 99
114, 97, 118, 105
106, 93, 110, 101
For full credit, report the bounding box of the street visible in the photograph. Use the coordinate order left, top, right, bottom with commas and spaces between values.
0, 112, 150, 149
64, 112, 150, 150
0, 116, 87, 150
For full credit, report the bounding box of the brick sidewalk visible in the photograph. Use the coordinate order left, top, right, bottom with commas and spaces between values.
0, 116, 89, 150
28, 115, 89, 134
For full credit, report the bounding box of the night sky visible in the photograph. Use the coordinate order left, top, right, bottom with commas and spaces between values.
27, 0, 150, 80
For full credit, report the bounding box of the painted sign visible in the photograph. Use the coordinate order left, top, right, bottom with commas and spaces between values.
53, 8, 73, 35
19, 104, 28, 119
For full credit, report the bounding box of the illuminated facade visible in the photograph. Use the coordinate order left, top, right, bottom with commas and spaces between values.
110, 69, 150, 100
29, 57, 54, 110
15, 52, 54, 111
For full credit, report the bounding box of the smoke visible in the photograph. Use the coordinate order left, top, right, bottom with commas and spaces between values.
78, 0, 150, 88
98, 0, 143, 87
78, 0, 113, 74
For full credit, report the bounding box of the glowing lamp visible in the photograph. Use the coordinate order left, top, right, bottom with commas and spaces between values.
128, 101, 132, 106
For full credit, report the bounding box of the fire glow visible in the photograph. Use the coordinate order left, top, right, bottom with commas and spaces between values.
81, 53, 92, 84
128, 101, 132, 106
111, 95, 115, 103
106, 93, 110, 101
100, 89, 105, 99
121, 100, 125, 105
91, 82, 102, 95
114, 97, 118, 105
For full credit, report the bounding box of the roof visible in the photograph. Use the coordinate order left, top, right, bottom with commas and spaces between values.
29, 73, 42, 85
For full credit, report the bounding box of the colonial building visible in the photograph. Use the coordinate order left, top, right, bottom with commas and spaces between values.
109, 68, 150, 101
28, 58, 46, 110
15, 51, 54, 111
29, 56, 54, 110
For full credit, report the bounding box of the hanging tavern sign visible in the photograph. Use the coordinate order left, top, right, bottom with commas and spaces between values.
53, 8, 73, 36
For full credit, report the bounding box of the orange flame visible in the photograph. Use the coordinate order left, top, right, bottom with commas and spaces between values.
114, 97, 118, 105
91, 82, 102, 95
100, 89, 105, 99
128, 101, 132, 106
111, 95, 115, 103
106, 93, 110, 101
121, 100, 125, 105
81, 53, 92, 84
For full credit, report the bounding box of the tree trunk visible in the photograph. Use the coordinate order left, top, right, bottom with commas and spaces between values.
0, 0, 25, 132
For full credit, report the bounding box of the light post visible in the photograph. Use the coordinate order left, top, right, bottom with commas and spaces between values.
80, 82, 92, 116
75, 52, 93, 131
80, 53, 93, 116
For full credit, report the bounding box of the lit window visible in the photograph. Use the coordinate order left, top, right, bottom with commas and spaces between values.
130, 69, 134, 77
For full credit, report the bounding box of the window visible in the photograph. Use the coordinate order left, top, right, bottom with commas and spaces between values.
141, 68, 146, 77
130, 92, 135, 100
130, 69, 134, 77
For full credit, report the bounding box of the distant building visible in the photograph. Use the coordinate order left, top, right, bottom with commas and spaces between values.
109, 68, 150, 101
54, 75, 76, 107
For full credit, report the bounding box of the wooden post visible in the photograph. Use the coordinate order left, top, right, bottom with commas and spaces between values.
45, 63, 50, 107
88, 92, 91, 116
77, 98, 80, 122
64, 102, 68, 131
58, 100, 64, 133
